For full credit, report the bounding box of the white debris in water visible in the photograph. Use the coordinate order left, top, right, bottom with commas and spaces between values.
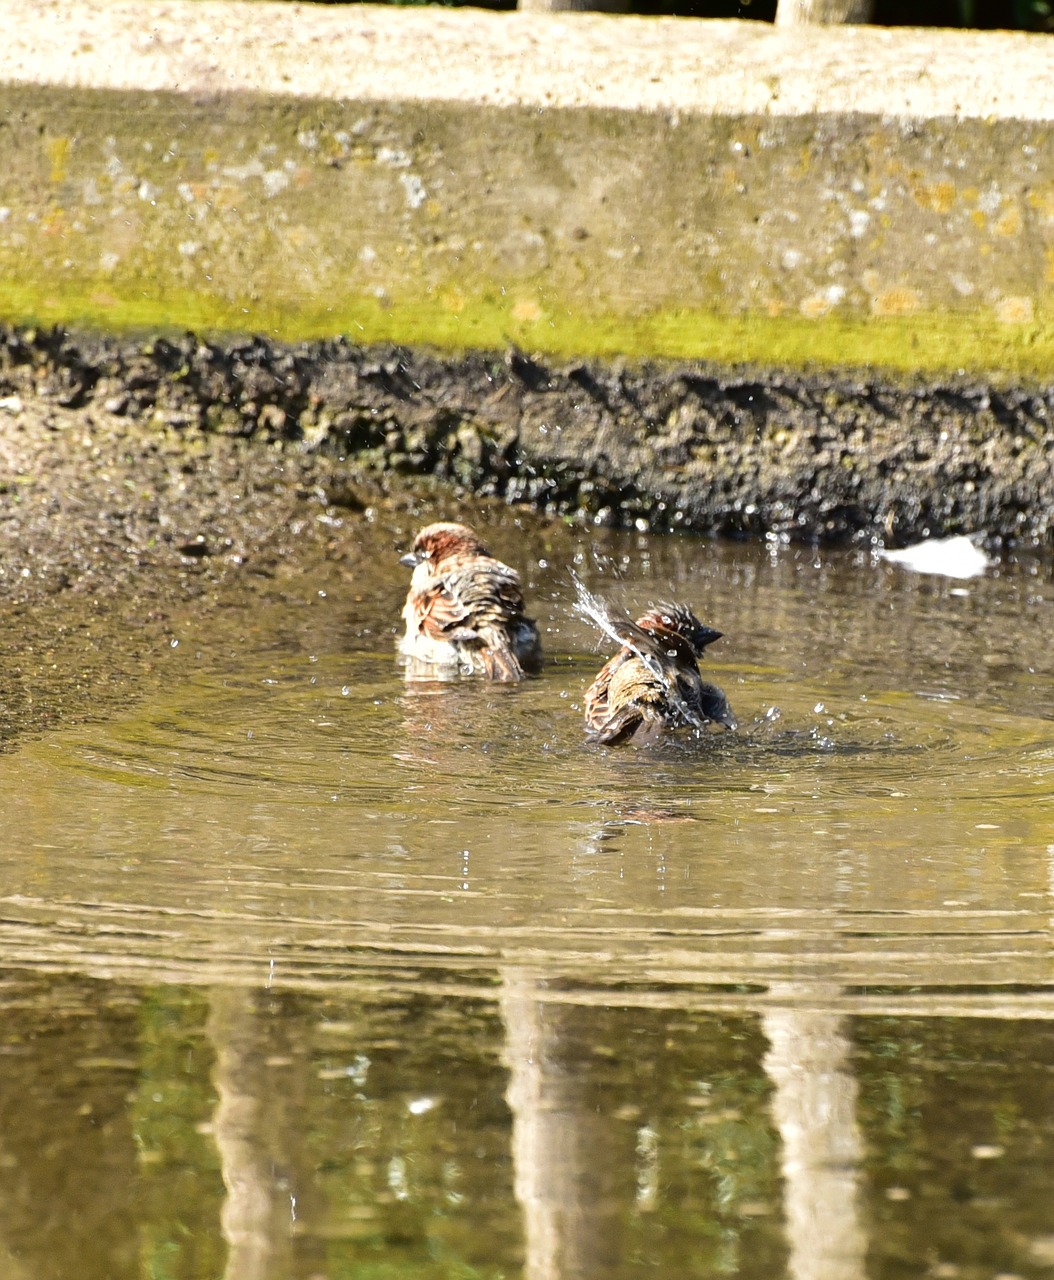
878, 534, 991, 580
262, 169, 290, 198
408, 1097, 436, 1116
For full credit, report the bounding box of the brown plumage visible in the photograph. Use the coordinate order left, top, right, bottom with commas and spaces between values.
584, 601, 737, 745
398, 521, 542, 681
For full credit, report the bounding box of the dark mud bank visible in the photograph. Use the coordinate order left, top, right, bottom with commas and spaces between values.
5, 326, 1054, 546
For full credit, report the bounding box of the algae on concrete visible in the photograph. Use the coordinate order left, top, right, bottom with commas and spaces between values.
2, 6, 1054, 376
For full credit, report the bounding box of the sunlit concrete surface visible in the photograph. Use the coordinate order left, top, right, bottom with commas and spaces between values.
1, 0, 1053, 372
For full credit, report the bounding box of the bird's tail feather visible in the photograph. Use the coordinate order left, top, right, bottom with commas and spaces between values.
480, 642, 525, 682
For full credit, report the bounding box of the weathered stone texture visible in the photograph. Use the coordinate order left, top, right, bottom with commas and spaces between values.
1, 4, 1053, 373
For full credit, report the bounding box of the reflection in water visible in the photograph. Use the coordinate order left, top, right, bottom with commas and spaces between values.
502, 972, 565, 1280
0, 976, 224, 1280
762, 989, 866, 1280
500, 973, 787, 1280
0, 971, 1053, 1276
502, 967, 868, 1280
0, 522, 1052, 1277
502, 970, 624, 1280
208, 987, 301, 1280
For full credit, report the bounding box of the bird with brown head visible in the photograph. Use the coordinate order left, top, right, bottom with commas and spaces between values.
398, 521, 542, 681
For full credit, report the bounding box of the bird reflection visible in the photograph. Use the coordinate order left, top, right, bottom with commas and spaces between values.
393, 675, 525, 772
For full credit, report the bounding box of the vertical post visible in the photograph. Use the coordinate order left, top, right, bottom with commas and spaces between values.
762, 988, 868, 1280
774, 0, 873, 22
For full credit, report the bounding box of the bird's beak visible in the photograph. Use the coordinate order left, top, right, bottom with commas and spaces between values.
399, 551, 422, 568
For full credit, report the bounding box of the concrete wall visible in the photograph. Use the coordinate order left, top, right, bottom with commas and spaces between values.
3, 0, 1054, 376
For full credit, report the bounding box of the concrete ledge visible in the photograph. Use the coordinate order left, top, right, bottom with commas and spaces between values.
6, 1, 1054, 118
2, 1, 1054, 374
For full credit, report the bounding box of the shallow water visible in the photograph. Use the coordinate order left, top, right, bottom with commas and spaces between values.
2, 514, 1054, 1280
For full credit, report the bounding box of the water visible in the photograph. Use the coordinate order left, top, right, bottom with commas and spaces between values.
2, 514, 1053, 1280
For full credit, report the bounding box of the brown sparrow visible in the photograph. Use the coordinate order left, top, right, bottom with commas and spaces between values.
398, 521, 542, 680
584, 601, 737, 744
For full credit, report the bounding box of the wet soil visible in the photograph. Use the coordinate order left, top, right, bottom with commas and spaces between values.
0, 340, 450, 746
2, 322, 1052, 743
5, 325, 1054, 547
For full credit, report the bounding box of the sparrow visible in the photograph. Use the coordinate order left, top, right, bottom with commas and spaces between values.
398, 521, 542, 680
583, 601, 737, 745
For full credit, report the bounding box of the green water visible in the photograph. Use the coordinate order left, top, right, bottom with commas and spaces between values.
2, 517, 1053, 1279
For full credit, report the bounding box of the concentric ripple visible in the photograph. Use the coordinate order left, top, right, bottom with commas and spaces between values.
2, 531, 1052, 1000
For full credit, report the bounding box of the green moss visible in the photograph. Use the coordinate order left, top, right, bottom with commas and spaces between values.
3, 81, 1053, 379
2, 278, 1051, 378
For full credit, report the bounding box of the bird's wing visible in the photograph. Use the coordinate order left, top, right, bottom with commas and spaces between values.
584, 650, 624, 730
678, 672, 737, 731
440, 560, 526, 633
587, 654, 669, 744
695, 680, 738, 730
412, 576, 475, 640
411, 558, 530, 680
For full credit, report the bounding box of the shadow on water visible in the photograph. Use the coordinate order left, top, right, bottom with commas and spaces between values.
2, 514, 1054, 1278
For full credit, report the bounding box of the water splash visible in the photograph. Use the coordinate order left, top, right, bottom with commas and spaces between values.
569, 570, 708, 732
570, 569, 664, 680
